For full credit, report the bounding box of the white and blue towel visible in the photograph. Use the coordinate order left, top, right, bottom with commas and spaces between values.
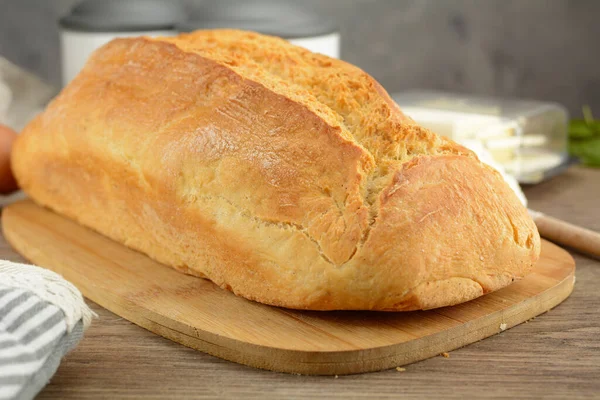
0, 261, 94, 400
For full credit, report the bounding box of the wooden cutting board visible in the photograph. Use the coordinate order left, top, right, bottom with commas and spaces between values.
2, 199, 575, 375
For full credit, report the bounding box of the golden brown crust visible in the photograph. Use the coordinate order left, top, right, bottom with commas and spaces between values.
12, 30, 540, 310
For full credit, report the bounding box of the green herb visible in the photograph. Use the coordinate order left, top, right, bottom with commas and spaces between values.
569, 105, 600, 167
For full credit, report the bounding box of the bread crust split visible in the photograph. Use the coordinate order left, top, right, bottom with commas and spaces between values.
12, 30, 540, 311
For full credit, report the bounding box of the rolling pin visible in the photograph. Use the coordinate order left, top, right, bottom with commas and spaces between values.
529, 209, 600, 258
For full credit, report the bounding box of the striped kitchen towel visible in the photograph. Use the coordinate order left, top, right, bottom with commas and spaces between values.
0, 260, 95, 400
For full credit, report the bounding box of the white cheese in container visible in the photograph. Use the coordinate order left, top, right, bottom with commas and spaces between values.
392, 90, 570, 184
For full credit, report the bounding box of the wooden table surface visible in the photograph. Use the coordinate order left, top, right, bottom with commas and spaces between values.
2, 166, 599, 399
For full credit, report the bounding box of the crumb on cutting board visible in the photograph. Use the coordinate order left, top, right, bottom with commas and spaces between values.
396, 367, 406, 372
441, 352, 450, 358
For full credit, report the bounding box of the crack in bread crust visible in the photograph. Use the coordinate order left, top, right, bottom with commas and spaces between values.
181, 191, 337, 266
158, 31, 487, 267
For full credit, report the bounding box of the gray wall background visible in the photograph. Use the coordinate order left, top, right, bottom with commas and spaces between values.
0, 0, 599, 117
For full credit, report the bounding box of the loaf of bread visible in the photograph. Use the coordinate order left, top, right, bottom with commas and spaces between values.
12, 30, 540, 311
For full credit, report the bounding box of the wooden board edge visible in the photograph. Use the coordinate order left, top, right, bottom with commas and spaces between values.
88, 266, 574, 375
1, 202, 576, 375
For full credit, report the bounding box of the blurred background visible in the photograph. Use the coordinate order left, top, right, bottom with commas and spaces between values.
1, 0, 599, 116
1, 0, 599, 184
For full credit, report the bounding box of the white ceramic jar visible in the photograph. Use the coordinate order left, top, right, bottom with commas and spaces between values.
60, 0, 341, 86
288, 33, 340, 59
59, 0, 184, 86
176, 0, 341, 59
